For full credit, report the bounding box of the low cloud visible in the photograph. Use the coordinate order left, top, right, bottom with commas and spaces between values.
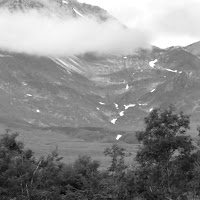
85, 0, 199, 48
0, 8, 151, 57
155, 1, 200, 38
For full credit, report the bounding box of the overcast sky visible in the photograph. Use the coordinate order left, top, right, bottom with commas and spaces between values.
79, 0, 200, 48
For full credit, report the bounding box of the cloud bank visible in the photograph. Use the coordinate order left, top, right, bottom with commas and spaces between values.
0, 8, 151, 57
155, 1, 200, 37
79, 0, 200, 48
151, 0, 200, 47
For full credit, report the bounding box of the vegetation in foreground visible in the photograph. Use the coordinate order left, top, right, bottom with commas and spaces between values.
1, 106, 200, 199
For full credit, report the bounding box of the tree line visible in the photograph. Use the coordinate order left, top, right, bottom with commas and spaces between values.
1, 106, 200, 199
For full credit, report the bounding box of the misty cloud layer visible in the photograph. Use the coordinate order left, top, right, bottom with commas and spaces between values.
80, 0, 199, 47
0, 9, 151, 57
155, 2, 200, 37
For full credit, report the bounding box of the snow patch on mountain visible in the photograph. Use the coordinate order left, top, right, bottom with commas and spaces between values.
124, 104, 135, 110
111, 118, 117, 124
116, 134, 122, 140
149, 59, 158, 68
114, 103, 119, 109
22, 82, 27, 86
126, 84, 129, 90
165, 68, 178, 73
119, 111, 124, 116
73, 8, 85, 18
149, 108, 153, 112
138, 103, 147, 106
62, 0, 68, 5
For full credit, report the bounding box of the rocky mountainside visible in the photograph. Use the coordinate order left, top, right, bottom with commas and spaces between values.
0, 0, 112, 21
0, 45, 200, 131
0, 0, 199, 135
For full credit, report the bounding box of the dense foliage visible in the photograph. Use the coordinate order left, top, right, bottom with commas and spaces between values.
135, 106, 197, 200
1, 106, 200, 199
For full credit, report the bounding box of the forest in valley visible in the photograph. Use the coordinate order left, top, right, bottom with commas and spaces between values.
1, 106, 200, 200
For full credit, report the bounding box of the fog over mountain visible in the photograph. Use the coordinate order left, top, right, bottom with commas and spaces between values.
79, 0, 200, 48
0, 3, 151, 56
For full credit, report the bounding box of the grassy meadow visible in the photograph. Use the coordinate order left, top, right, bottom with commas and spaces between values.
0, 119, 198, 170
0, 123, 139, 169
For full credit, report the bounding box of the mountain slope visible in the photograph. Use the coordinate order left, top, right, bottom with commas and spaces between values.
185, 41, 200, 59
0, 44, 200, 130
0, 0, 112, 21
0, 1, 199, 133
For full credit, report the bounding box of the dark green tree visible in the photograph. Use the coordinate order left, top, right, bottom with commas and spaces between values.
135, 106, 196, 199
104, 143, 130, 174
104, 143, 133, 199
187, 126, 200, 199
0, 130, 36, 199
59, 155, 106, 200
0, 130, 64, 200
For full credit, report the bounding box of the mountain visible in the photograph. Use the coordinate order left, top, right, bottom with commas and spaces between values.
0, 0, 199, 138
185, 41, 200, 59
1, 45, 200, 131
0, 0, 113, 21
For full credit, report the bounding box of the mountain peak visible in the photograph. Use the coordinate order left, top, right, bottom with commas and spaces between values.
0, 0, 112, 22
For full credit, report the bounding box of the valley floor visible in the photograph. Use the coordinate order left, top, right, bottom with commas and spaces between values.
0, 124, 139, 169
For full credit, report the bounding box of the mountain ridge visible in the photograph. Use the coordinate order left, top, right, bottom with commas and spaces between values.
0, 0, 113, 21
